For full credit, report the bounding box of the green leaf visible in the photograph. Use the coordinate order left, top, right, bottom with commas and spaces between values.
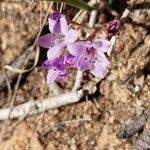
109, 0, 113, 5
41, 0, 93, 12
106, 0, 113, 5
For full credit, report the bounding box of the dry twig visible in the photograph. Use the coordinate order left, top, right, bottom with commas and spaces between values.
133, 131, 150, 150
0, 46, 34, 90
117, 111, 150, 139
0, 90, 83, 120
41, 117, 92, 137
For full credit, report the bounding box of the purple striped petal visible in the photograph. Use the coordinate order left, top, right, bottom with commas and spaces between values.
47, 69, 59, 85
38, 33, 55, 48
90, 55, 110, 78
47, 42, 65, 60
67, 41, 86, 57
94, 39, 111, 53
76, 55, 92, 71
65, 29, 79, 43
48, 12, 68, 34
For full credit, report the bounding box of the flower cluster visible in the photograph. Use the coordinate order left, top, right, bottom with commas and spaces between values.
38, 12, 111, 85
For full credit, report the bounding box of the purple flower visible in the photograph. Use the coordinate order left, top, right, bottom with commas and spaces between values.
38, 12, 79, 61
43, 57, 68, 85
103, 17, 121, 37
67, 40, 111, 78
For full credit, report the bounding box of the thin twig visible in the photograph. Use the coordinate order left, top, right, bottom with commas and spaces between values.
59, 2, 64, 13
56, 2, 59, 11
39, 1, 42, 28
28, 0, 35, 8
2, 68, 12, 102
25, 105, 46, 150
0, 57, 29, 142
88, 0, 98, 28
72, 70, 83, 91
41, 117, 92, 137
71, 21, 95, 30
0, 46, 34, 90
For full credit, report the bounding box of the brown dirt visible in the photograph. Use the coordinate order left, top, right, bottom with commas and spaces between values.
0, 0, 149, 150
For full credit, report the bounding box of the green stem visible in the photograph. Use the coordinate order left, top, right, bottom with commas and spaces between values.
107, 0, 113, 5
41, 0, 93, 12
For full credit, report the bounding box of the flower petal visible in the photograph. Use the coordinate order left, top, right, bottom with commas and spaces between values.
47, 42, 65, 60
97, 51, 110, 66
47, 69, 59, 85
53, 57, 67, 71
94, 39, 111, 52
48, 12, 68, 34
48, 12, 62, 33
57, 69, 68, 80
76, 55, 92, 71
65, 29, 79, 43
64, 53, 77, 65
48, 18, 61, 33
60, 15, 68, 34
90, 56, 110, 78
67, 41, 86, 57
43, 59, 54, 69
38, 33, 55, 48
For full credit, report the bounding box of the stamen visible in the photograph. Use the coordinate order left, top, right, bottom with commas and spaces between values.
87, 47, 95, 56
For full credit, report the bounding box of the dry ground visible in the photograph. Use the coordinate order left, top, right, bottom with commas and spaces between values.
0, 0, 149, 149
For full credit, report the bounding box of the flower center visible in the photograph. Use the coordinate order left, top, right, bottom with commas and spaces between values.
50, 12, 61, 22
87, 47, 95, 56
85, 47, 96, 61
53, 33, 65, 44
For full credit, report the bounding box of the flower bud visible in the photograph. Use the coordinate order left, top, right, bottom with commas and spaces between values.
103, 17, 121, 37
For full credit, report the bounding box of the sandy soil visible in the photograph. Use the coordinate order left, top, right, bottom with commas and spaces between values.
0, 0, 149, 149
